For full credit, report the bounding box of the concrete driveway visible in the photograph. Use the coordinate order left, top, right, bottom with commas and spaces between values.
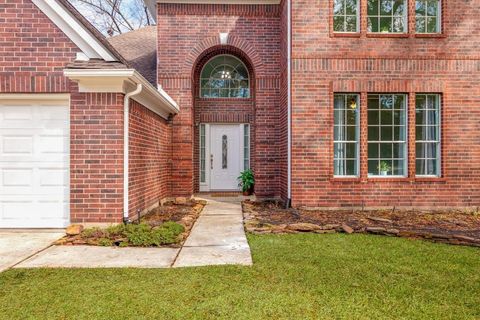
0, 231, 64, 273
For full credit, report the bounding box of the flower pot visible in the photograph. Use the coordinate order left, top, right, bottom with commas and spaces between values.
380, 170, 388, 176
243, 188, 254, 196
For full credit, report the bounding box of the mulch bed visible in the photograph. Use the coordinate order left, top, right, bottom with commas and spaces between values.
243, 200, 480, 247
57, 199, 206, 247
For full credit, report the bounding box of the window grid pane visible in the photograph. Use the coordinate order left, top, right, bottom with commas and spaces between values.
415, 0, 440, 33
244, 124, 250, 170
333, 0, 359, 32
200, 55, 250, 98
367, 0, 407, 33
200, 124, 206, 183
416, 94, 441, 176
334, 94, 360, 176
368, 94, 407, 176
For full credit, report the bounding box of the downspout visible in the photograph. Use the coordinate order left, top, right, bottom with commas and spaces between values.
123, 84, 143, 223
286, 0, 292, 208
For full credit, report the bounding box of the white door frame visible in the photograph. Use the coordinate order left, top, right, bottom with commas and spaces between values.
199, 123, 249, 192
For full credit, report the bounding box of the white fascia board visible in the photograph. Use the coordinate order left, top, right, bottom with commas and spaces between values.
32, 0, 117, 62
64, 69, 179, 119
158, 0, 280, 3
144, 0, 158, 23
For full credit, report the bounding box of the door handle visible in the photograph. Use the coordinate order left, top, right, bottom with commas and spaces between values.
210, 154, 213, 170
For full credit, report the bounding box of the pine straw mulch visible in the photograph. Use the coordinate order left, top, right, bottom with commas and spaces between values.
243, 200, 480, 247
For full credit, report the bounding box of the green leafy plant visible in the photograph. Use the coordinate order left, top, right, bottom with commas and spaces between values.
238, 169, 255, 193
98, 238, 113, 247
378, 161, 391, 173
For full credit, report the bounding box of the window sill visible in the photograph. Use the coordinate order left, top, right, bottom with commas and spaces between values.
331, 32, 361, 38
414, 33, 446, 39
197, 97, 254, 102
330, 176, 361, 182
414, 176, 447, 182
366, 33, 409, 38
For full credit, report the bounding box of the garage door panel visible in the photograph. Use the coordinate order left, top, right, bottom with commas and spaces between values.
0, 100, 69, 228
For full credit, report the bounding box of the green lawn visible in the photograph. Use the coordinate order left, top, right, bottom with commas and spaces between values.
0, 234, 479, 320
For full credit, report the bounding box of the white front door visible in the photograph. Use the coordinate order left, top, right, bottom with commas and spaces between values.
209, 124, 243, 191
0, 97, 70, 228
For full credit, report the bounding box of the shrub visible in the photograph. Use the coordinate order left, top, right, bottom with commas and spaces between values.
151, 222, 185, 245
98, 238, 113, 246
124, 223, 153, 247
81, 227, 104, 239
106, 224, 125, 237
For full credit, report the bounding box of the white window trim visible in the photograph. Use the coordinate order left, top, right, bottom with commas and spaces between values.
367, 94, 409, 178
415, 94, 442, 177
199, 54, 251, 99
333, 0, 361, 33
367, 0, 409, 34
333, 94, 361, 178
415, 0, 442, 34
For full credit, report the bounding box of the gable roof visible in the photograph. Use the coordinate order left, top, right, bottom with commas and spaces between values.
56, 0, 128, 64
108, 26, 158, 86
32, 0, 178, 117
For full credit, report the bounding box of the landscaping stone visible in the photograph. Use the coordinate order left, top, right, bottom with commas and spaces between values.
341, 224, 354, 234
242, 200, 480, 248
175, 197, 187, 205
367, 217, 393, 223
287, 223, 321, 232
366, 227, 386, 234
66, 224, 83, 236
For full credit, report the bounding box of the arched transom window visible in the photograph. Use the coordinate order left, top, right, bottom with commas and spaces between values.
200, 55, 250, 98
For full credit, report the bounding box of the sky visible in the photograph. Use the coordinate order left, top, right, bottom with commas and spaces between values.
71, 0, 152, 36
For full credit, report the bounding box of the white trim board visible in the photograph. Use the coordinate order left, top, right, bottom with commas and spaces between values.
64, 69, 179, 119
32, 0, 117, 62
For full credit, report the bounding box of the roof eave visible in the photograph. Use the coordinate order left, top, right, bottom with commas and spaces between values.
64, 69, 179, 119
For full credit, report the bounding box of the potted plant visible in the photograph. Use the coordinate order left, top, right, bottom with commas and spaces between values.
378, 161, 391, 176
238, 169, 255, 196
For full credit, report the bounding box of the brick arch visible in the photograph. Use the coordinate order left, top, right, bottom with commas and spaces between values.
185, 35, 264, 77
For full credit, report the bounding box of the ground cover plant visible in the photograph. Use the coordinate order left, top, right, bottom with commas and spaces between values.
0, 233, 479, 319
58, 199, 205, 247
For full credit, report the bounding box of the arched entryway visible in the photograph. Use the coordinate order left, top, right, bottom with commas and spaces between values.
192, 48, 256, 192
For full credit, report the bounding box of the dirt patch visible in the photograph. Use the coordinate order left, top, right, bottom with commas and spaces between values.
243, 200, 480, 247
57, 199, 206, 247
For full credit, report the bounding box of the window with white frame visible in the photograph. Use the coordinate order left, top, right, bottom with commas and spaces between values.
367, 0, 407, 33
244, 124, 250, 170
416, 94, 441, 176
200, 124, 206, 183
415, 0, 441, 33
368, 94, 407, 176
200, 55, 250, 98
334, 94, 360, 176
333, 0, 359, 33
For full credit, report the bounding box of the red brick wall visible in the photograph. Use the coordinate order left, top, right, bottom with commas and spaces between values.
0, 0, 127, 223
157, 3, 282, 197
290, 0, 480, 208
0, 0, 78, 92
70, 92, 124, 223
129, 100, 172, 217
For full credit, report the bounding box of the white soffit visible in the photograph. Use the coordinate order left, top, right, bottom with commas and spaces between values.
32, 0, 117, 62
64, 69, 179, 119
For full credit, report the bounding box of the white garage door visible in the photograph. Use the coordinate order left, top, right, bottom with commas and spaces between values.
0, 96, 70, 228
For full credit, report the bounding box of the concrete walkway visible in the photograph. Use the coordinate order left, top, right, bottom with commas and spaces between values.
0, 231, 64, 272
18, 246, 179, 269
173, 196, 252, 267
11, 196, 252, 270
